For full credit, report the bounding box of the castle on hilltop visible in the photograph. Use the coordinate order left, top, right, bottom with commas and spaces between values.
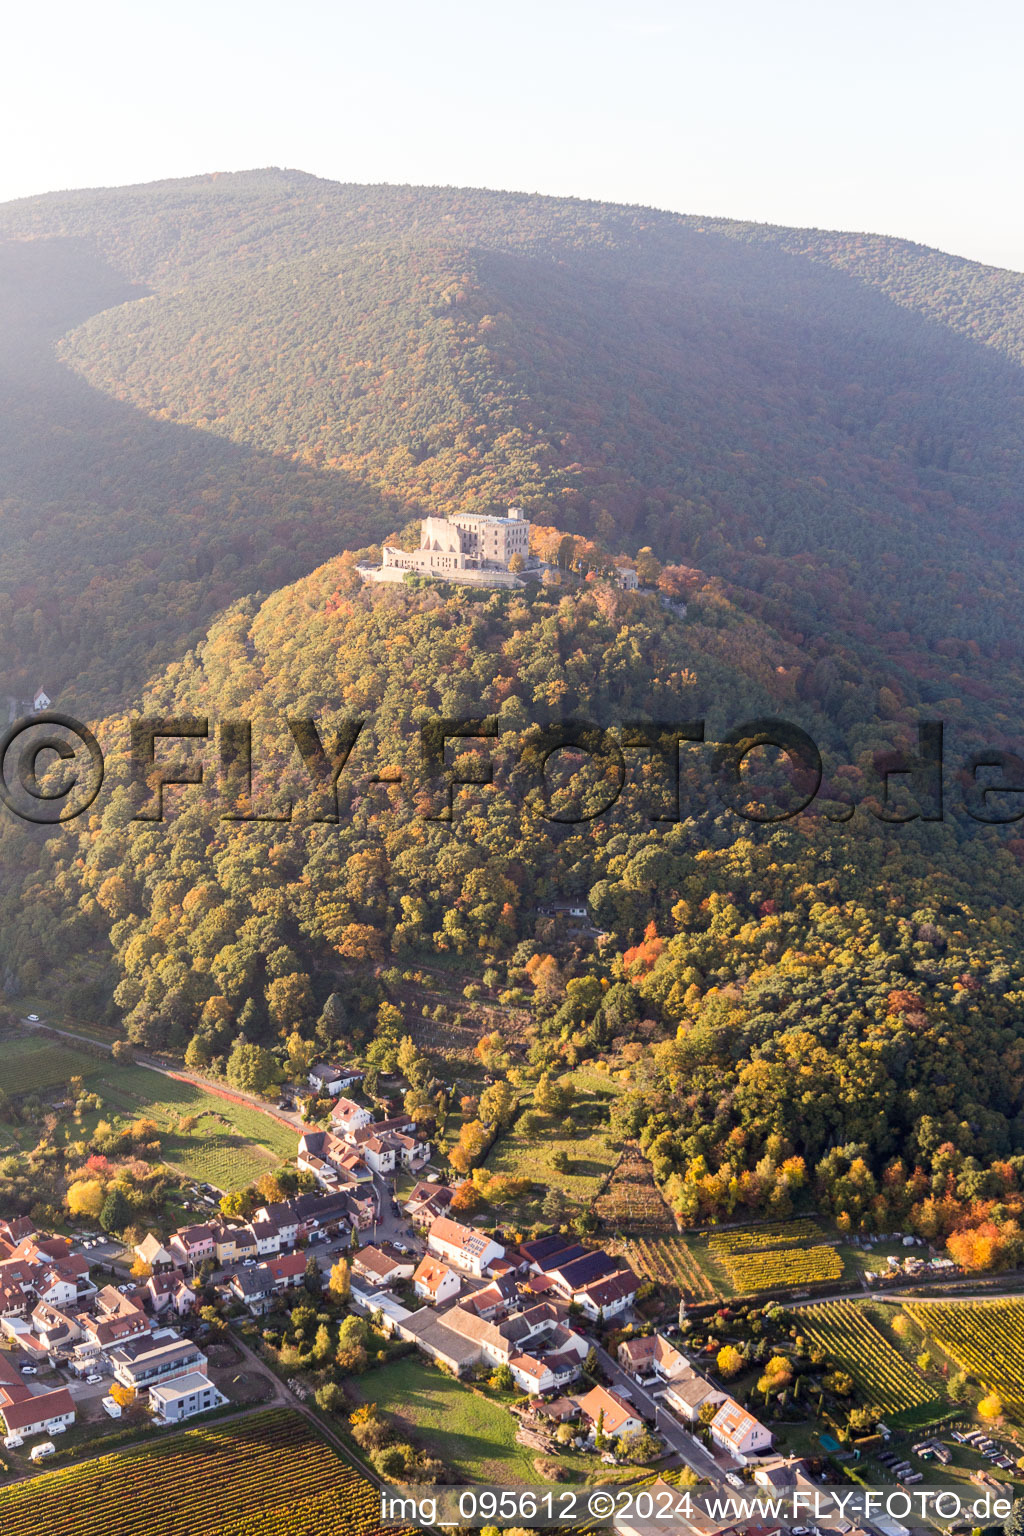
360, 507, 533, 589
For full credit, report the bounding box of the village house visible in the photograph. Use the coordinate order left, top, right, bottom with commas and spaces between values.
710, 1398, 773, 1459
573, 1267, 638, 1321
344, 1116, 430, 1173
109, 1334, 207, 1394
297, 1129, 374, 1189
575, 1384, 643, 1442
0, 1235, 96, 1320
307, 1063, 348, 1096
227, 1249, 310, 1315
352, 1246, 415, 1289
291, 1188, 365, 1236
507, 1346, 583, 1396
515, 1232, 636, 1319
404, 1181, 454, 1228
146, 1269, 196, 1319
212, 1224, 258, 1266
168, 1224, 217, 1269
249, 1216, 283, 1256
507, 1323, 588, 1395
229, 1267, 274, 1314
527, 1395, 580, 1426
662, 1371, 726, 1426
617, 1332, 690, 1384
330, 1097, 372, 1134
85, 1285, 152, 1347
253, 1203, 300, 1249
426, 1216, 505, 1278
0, 1350, 76, 1440
0, 1217, 36, 1245
412, 1256, 461, 1306
262, 1250, 309, 1294
134, 1233, 175, 1273
459, 1273, 517, 1319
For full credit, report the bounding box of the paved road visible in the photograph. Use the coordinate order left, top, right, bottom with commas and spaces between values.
588, 1338, 731, 1488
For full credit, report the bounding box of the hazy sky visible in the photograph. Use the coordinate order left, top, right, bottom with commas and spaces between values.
6, 0, 1023, 270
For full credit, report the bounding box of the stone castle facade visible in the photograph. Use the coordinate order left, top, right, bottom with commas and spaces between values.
361, 507, 532, 589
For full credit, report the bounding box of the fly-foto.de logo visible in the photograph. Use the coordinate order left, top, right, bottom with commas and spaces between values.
1, 712, 1022, 828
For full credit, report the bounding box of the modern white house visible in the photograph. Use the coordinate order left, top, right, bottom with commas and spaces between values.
148, 1371, 225, 1424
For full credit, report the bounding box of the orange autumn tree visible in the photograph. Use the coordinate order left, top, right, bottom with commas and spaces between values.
947, 1220, 1006, 1272
623, 922, 666, 978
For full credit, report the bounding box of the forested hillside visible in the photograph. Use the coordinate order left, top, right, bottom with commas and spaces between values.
3, 171, 1024, 1253
3, 171, 1024, 709
6, 563, 1024, 1251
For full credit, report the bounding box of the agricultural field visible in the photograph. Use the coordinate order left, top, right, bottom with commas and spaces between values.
709, 1219, 829, 1251
594, 1148, 719, 1300
714, 1242, 843, 1292
905, 1298, 1024, 1415
87, 1065, 296, 1190
0, 1034, 103, 1095
801, 1300, 939, 1413
0, 1409, 407, 1536
681, 1219, 850, 1297
630, 1233, 720, 1301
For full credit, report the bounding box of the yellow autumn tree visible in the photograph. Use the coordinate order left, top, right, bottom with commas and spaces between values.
717, 1345, 743, 1379
66, 1178, 105, 1219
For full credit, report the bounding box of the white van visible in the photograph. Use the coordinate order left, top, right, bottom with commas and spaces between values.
30, 1442, 55, 1461
3, 1434, 23, 1449
101, 1397, 122, 1418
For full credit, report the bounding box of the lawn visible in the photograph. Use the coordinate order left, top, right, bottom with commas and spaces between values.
84, 1064, 296, 1190
0, 1034, 104, 1094
348, 1356, 554, 1485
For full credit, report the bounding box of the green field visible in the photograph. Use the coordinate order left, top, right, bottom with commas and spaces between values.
0, 1034, 104, 1094
87, 1064, 296, 1189
484, 1067, 623, 1205
349, 1356, 543, 1483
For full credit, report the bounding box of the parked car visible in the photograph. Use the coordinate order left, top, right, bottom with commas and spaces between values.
26, 1014, 39, 1022
50, 1424, 66, 1435
85, 1373, 103, 1384
20, 1366, 37, 1376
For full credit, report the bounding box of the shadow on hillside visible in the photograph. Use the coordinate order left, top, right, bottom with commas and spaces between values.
0, 237, 405, 711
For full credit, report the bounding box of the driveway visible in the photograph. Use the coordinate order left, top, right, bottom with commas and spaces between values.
588, 1338, 731, 1487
